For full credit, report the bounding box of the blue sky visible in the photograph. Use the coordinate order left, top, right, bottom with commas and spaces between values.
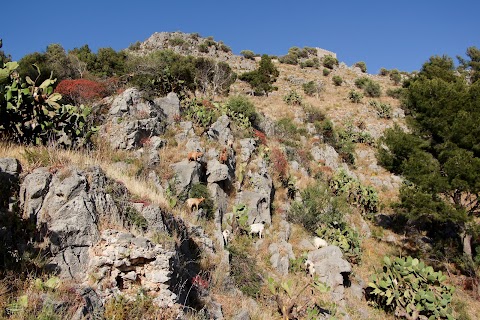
2, 0, 479, 74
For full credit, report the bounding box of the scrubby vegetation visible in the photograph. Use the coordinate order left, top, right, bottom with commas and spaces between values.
1, 34, 480, 320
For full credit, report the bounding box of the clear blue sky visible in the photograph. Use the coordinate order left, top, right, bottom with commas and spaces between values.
2, 0, 479, 74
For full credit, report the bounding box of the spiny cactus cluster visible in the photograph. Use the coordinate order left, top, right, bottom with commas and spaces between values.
0, 61, 97, 147
330, 169, 379, 215
368, 256, 455, 320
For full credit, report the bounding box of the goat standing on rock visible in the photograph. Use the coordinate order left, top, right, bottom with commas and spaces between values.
186, 197, 205, 213
249, 221, 265, 239
187, 151, 203, 162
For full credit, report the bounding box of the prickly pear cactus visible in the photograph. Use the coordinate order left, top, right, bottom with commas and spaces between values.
0, 61, 97, 147
368, 256, 455, 319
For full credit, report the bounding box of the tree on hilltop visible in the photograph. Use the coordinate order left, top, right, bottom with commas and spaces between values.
239, 54, 279, 96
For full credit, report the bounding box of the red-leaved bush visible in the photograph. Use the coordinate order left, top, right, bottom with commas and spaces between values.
55, 79, 107, 105
271, 147, 288, 181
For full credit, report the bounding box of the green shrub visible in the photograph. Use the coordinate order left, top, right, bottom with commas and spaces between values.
389, 69, 402, 85
364, 80, 382, 97
323, 68, 331, 76
279, 54, 298, 65
0, 61, 97, 147
183, 99, 218, 127
168, 37, 185, 47
218, 42, 231, 53
226, 95, 257, 124
283, 90, 303, 105
240, 50, 255, 60
354, 61, 367, 73
300, 58, 319, 68
369, 100, 392, 119
332, 75, 343, 86
229, 240, 262, 298
386, 87, 404, 99
288, 181, 349, 233
302, 81, 322, 97
367, 256, 455, 319
354, 77, 370, 89
189, 183, 215, 220
303, 104, 326, 122
323, 55, 339, 69
330, 169, 379, 214
379, 68, 389, 76
348, 90, 363, 103
198, 42, 209, 53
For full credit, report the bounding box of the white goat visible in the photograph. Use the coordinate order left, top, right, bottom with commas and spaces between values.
313, 237, 328, 249
222, 229, 231, 246
249, 222, 265, 239
304, 259, 316, 277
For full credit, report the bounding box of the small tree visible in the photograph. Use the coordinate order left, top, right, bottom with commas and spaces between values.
323, 55, 339, 69
240, 50, 255, 60
354, 61, 367, 73
239, 54, 279, 96
302, 80, 322, 97
332, 75, 342, 86
348, 90, 363, 103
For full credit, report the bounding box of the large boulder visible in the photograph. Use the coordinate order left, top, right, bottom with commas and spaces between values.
207, 159, 229, 183
170, 160, 204, 196
154, 92, 180, 123
308, 246, 352, 302
101, 88, 167, 150
269, 241, 295, 276
0, 158, 21, 210
206, 115, 233, 145
20, 167, 52, 222
88, 229, 177, 308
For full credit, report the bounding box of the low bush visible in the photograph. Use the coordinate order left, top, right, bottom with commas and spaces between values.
367, 256, 455, 319
323, 55, 338, 69
332, 75, 343, 86
386, 87, 404, 99
55, 78, 107, 105
330, 169, 379, 215
283, 90, 303, 105
323, 68, 331, 76
302, 80, 322, 97
226, 95, 257, 124
288, 181, 349, 233
228, 240, 263, 298
348, 90, 363, 103
389, 69, 402, 85
354, 61, 367, 73
369, 100, 392, 119
240, 50, 255, 60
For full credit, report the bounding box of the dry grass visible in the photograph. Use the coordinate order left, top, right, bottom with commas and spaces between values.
0, 141, 169, 209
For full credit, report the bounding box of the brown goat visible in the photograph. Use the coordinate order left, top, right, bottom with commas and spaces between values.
186, 197, 205, 213
188, 151, 203, 162
219, 147, 228, 164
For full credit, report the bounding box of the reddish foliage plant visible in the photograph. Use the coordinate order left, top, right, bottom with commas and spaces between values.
271, 147, 288, 180
55, 79, 107, 105
253, 129, 267, 145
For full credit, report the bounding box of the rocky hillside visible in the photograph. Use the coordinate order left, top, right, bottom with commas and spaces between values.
0, 32, 478, 320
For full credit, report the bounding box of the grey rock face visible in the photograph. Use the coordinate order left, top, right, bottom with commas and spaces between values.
154, 92, 180, 123
170, 160, 203, 196
239, 138, 256, 162
20, 167, 52, 221
206, 115, 233, 145
0, 158, 21, 210
269, 241, 295, 275
308, 246, 352, 302
236, 190, 271, 225
207, 159, 229, 183
102, 88, 167, 150
88, 229, 177, 308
